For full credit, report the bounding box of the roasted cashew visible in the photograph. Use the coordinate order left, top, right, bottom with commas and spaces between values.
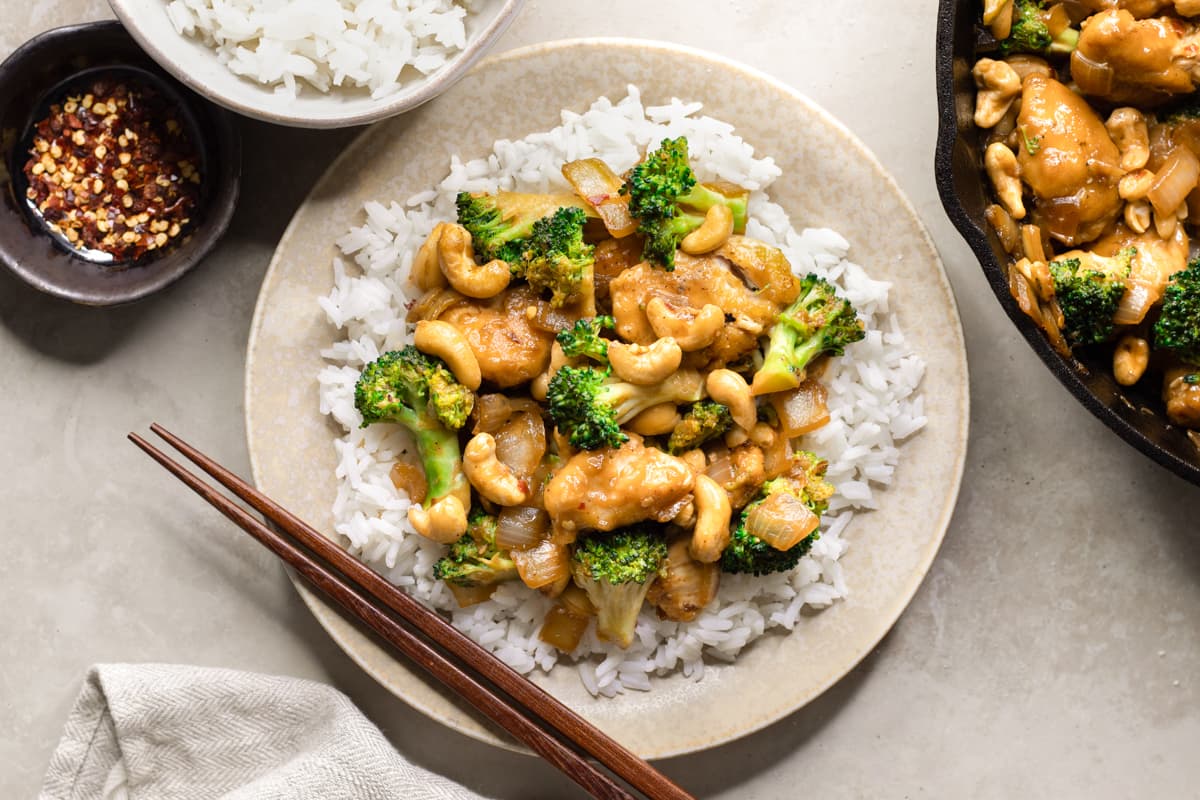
748, 422, 777, 450
671, 499, 696, 530
1125, 199, 1151, 234
609, 337, 683, 385
984, 0, 1013, 39
1014, 257, 1054, 303
464, 433, 528, 506
407, 494, 467, 544
1119, 169, 1155, 201
413, 222, 449, 291
414, 319, 482, 390
1155, 207, 1179, 239
1178, 0, 1200, 15
1114, 335, 1150, 386
707, 369, 756, 429
985, 142, 1025, 220
1106, 108, 1150, 172
531, 342, 569, 401
689, 475, 732, 564
627, 402, 681, 436
1003, 54, 1053, 82
679, 449, 707, 475
437, 223, 511, 299
680, 204, 735, 254
723, 427, 749, 448
645, 298, 724, 351
973, 59, 1021, 129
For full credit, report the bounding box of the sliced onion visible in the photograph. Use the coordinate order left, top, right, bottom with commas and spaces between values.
1113, 279, 1158, 325
406, 288, 465, 323
762, 428, 794, 480
495, 505, 549, 551
562, 158, 638, 238
744, 491, 819, 551
770, 380, 830, 438
985, 204, 1020, 255
472, 394, 513, 434
645, 539, 720, 623
446, 582, 497, 608
1148, 146, 1200, 217
558, 584, 594, 618
538, 604, 590, 652
705, 452, 734, 486
494, 409, 547, 479
1044, 3, 1070, 36
512, 539, 570, 589
389, 462, 427, 504
1071, 50, 1114, 97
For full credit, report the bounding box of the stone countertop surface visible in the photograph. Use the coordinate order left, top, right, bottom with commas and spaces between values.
2, 2, 1198, 798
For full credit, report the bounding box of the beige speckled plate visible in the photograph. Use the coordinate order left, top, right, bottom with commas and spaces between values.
245, 39, 969, 759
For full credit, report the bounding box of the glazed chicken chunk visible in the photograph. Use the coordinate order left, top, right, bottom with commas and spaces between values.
435, 286, 555, 388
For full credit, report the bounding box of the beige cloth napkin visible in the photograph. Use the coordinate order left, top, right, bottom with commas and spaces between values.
39, 664, 488, 800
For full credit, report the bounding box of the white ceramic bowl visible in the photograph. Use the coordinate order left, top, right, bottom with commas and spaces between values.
106, 0, 524, 128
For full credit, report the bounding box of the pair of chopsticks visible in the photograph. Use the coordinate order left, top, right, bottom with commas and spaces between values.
130, 424, 693, 800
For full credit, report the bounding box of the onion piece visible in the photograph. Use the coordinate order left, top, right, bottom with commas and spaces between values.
494, 409, 547, 479
389, 462, 427, 504
562, 158, 637, 238
512, 539, 570, 589
1148, 146, 1200, 217
446, 582, 497, 608
538, 603, 590, 652
985, 204, 1020, 255
744, 491, 819, 551
1044, 3, 1070, 36
495, 505, 549, 551
406, 287, 465, 323
770, 380, 830, 438
1071, 50, 1114, 97
472, 394, 513, 434
1113, 279, 1158, 326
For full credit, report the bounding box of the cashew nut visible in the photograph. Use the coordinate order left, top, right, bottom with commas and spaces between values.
413, 222, 449, 291
985, 142, 1025, 220
437, 223, 511, 299
463, 433, 528, 506
1125, 199, 1152, 234
1106, 108, 1150, 172
679, 449, 707, 475
1003, 54, 1053, 82
707, 369, 756, 429
1119, 168, 1155, 201
1155, 207, 1179, 239
748, 422, 777, 450
723, 426, 749, 448
1178, 0, 1200, 14
1014, 257, 1054, 303
973, 59, 1021, 129
407, 494, 468, 544
531, 341, 569, 401
609, 337, 683, 385
1113, 335, 1150, 387
645, 298, 724, 351
984, 0, 1013, 39
627, 402, 681, 436
680, 204, 735, 255
671, 499, 696, 530
414, 319, 482, 390
689, 475, 732, 564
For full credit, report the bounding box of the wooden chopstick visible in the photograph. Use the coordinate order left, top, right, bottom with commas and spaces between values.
133, 425, 695, 800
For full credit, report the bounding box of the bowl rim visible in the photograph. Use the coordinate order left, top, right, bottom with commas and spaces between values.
0, 20, 241, 306
107, 0, 526, 129
933, 0, 1200, 486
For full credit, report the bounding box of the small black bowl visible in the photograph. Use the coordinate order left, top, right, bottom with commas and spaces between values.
0, 21, 240, 305
934, 0, 1200, 486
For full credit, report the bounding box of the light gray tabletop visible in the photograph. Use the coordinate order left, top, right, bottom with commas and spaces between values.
3, 2, 1198, 798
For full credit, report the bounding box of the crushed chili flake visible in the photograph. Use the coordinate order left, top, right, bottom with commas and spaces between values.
21, 75, 202, 264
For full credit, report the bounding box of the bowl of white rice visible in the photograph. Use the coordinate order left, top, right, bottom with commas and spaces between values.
245, 39, 969, 757
107, 0, 523, 128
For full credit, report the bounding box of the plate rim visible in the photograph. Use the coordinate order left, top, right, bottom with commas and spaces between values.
245, 36, 970, 758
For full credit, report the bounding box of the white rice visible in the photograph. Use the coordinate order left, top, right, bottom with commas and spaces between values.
164, 0, 477, 98
317, 87, 927, 696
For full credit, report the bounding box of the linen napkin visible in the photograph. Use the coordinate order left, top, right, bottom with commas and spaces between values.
40, 663, 488, 800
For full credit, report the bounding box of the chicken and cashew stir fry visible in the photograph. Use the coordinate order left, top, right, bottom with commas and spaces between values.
976, 0, 1200, 432
352, 137, 864, 651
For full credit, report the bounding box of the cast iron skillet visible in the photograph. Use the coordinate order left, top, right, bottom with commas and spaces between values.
934, 0, 1200, 486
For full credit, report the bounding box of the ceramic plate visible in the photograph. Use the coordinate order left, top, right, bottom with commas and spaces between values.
245, 39, 969, 759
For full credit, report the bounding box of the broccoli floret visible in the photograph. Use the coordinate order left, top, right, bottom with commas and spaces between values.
1153, 260, 1200, 366
512, 207, 595, 307
1050, 251, 1132, 346
546, 365, 705, 450
556, 315, 615, 364
621, 137, 749, 270
456, 191, 592, 263
750, 274, 865, 395
719, 466, 833, 576
354, 347, 472, 504
433, 507, 518, 588
570, 526, 668, 647
667, 401, 733, 455
999, 0, 1079, 56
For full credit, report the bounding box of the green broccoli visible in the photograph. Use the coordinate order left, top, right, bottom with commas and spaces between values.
621, 136, 749, 270
433, 507, 518, 588
1049, 250, 1132, 346
354, 347, 472, 504
570, 526, 668, 647
750, 274, 865, 395
546, 365, 705, 450
666, 401, 733, 455
513, 207, 595, 307
1153, 260, 1200, 366
999, 0, 1079, 56
455, 191, 593, 263
719, 463, 834, 576
556, 315, 615, 364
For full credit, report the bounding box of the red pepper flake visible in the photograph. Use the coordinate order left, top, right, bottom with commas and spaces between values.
21, 74, 202, 264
